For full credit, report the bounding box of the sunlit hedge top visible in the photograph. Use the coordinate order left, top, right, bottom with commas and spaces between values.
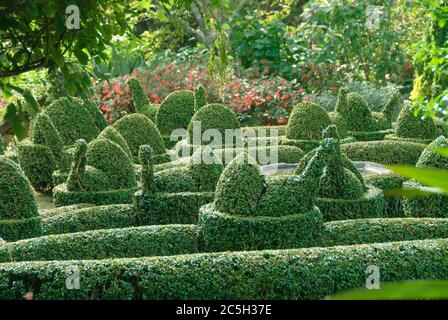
416, 136, 448, 169
395, 104, 439, 140
285, 101, 332, 140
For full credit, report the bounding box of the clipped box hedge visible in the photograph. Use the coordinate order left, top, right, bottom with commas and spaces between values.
0, 239, 447, 299
53, 183, 138, 207
135, 191, 214, 225
347, 129, 393, 142
198, 203, 323, 252
365, 173, 406, 217
0, 224, 200, 263
41, 204, 137, 236
319, 218, 448, 247
341, 140, 426, 165
316, 186, 384, 222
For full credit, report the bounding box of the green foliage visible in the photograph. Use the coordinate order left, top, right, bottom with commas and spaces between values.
285, 102, 331, 140
0, 225, 200, 262
188, 147, 223, 192
343, 92, 375, 132
334, 87, 348, 114
97, 126, 132, 158
128, 77, 151, 114
0, 136, 4, 155
382, 91, 401, 123
0, 156, 41, 241
139, 145, 155, 193
83, 100, 108, 131
156, 90, 196, 136
416, 136, 448, 169
113, 113, 166, 158
194, 85, 207, 110
341, 140, 427, 165
86, 139, 137, 190
214, 153, 265, 216
41, 97, 101, 145
199, 203, 323, 252
31, 113, 64, 166
394, 104, 439, 141
365, 173, 406, 217
154, 167, 195, 193
188, 103, 240, 144
319, 218, 448, 247
41, 204, 137, 236
1, 239, 448, 299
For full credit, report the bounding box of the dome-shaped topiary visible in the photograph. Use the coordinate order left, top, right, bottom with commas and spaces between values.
215, 152, 265, 215
98, 126, 132, 158
113, 114, 166, 158
0, 156, 38, 220
394, 104, 439, 140
187, 103, 240, 145
194, 85, 207, 110
86, 139, 137, 189
156, 90, 196, 136
285, 102, 332, 140
343, 92, 375, 131
188, 146, 224, 191
42, 97, 101, 145
416, 136, 448, 169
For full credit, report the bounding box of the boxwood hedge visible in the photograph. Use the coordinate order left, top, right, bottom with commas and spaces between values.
156, 90, 196, 136
0, 224, 200, 262
194, 85, 207, 110
97, 126, 132, 158
0, 239, 447, 299
365, 173, 406, 217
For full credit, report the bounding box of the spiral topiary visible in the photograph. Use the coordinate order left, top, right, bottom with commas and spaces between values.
156, 90, 196, 136
285, 102, 332, 140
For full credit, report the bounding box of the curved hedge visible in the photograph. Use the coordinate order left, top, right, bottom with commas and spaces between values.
154, 166, 195, 193
41, 204, 137, 236
199, 203, 323, 252
285, 102, 331, 141
341, 140, 426, 165
0, 225, 200, 262
113, 114, 166, 158
0, 239, 447, 299
215, 145, 304, 165
156, 90, 196, 136
97, 126, 132, 158
416, 135, 448, 169
0, 156, 41, 241
365, 173, 406, 217
319, 217, 448, 246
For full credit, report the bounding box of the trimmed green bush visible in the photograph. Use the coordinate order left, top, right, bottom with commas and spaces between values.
83, 100, 108, 131
97, 126, 132, 158
42, 97, 101, 145
154, 166, 195, 193
0, 136, 4, 155
135, 191, 214, 225
128, 78, 159, 121
199, 203, 323, 252
40, 204, 94, 218
365, 173, 406, 217
393, 104, 439, 141
341, 140, 426, 165
241, 125, 286, 137
319, 218, 448, 246
156, 90, 196, 136
0, 156, 41, 241
343, 92, 375, 131
194, 85, 207, 110
285, 102, 332, 140
334, 87, 348, 114
1, 239, 447, 299
188, 146, 223, 191
279, 137, 321, 153
215, 145, 304, 165
41, 204, 137, 235
0, 225, 200, 262
188, 103, 240, 145
86, 139, 137, 190
113, 114, 166, 158
214, 152, 265, 216
416, 135, 448, 169
328, 112, 349, 138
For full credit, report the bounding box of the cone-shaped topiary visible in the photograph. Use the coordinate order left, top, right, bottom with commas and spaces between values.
285, 102, 332, 140
0, 156, 41, 241
41, 97, 101, 145
188, 103, 240, 145
128, 78, 150, 114
334, 87, 348, 114
156, 90, 196, 136
393, 104, 439, 141
416, 136, 448, 169
214, 152, 265, 215
382, 91, 401, 123
83, 100, 108, 130
86, 139, 137, 190
343, 92, 375, 131
98, 126, 132, 158
194, 85, 207, 110
139, 145, 155, 193
113, 114, 166, 158
31, 113, 65, 166
188, 146, 224, 191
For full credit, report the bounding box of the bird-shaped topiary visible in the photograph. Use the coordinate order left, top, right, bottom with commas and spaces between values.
128, 78, 160, 122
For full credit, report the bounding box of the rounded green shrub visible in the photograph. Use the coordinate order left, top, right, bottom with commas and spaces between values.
86, 139, 137, 189
154, 167, 195, 193
194, 85, 207, 110
343, 92, 375, 131
285, 102, 331, 140
188, 103, 240, 145
394, 104, 439, 141
214, 152, 265, 215
156, 90, 196, 136
188, 146, 224, 191
42, 97, 100, 145
113, 113, 166, 158
83, 100, 108, 130
97, 126, 132, 158
0, 156, 41, 241
30, 113, 64, 166
416, 136, 448, 169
